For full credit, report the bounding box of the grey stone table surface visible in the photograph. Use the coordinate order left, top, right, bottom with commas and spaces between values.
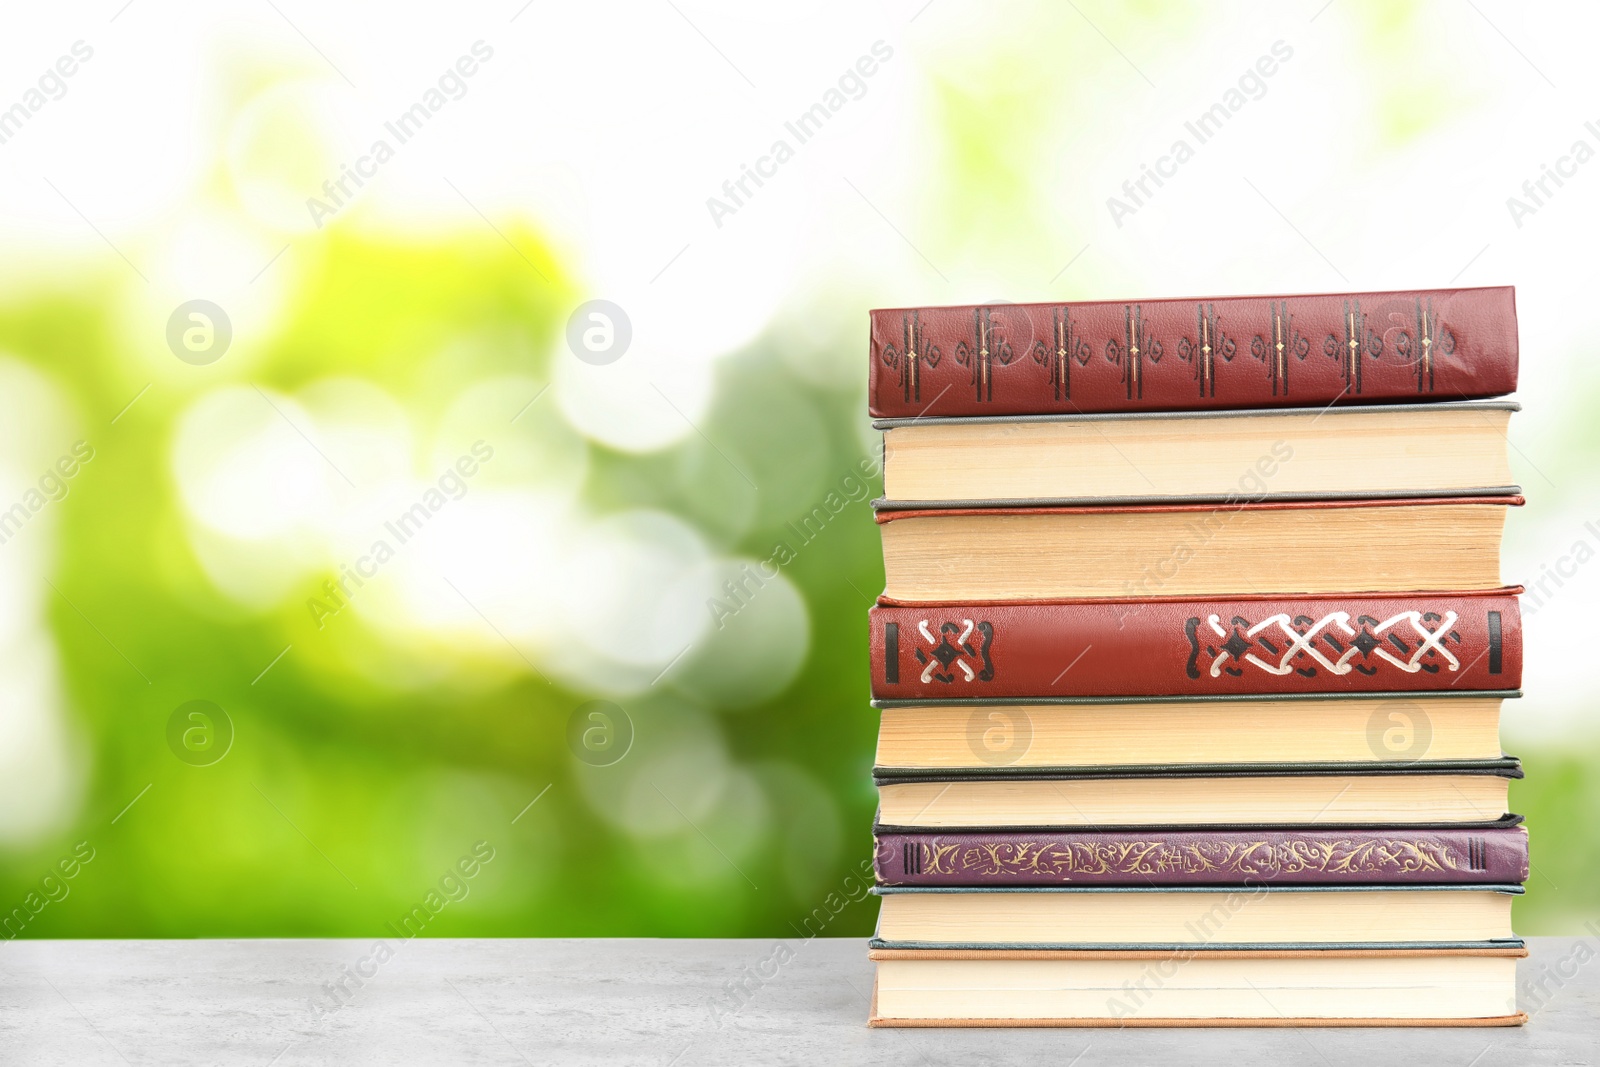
0, 936, 1594, 1066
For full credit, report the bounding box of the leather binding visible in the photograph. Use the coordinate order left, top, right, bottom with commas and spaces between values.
870, 689, 1521, 708
874, 758, 1523, 784
874, 486, 1525, 512
872, 494, 1524, 521
872, 758, 1523, 781
869, 286, 1518, 419
872, 825, 1530, 887
870, 589, 1521, 702
870, 398, 1521, 430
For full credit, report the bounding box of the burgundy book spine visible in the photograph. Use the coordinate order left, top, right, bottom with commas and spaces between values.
870, 590, 1521, 701
868, 287, 1517, 419
875, 826, 1529, 887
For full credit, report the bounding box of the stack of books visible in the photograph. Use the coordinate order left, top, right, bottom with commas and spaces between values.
863, 287, 1529, 1027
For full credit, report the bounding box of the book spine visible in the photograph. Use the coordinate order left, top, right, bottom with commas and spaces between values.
874, 827, 1529, 887
868, 287, 1517, 418
869, 592, 1521, 700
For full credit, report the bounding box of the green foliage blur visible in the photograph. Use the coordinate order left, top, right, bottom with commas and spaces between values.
0, 229, 886, 940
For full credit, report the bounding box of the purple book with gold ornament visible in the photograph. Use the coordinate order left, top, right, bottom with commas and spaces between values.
873, 820, 1529, 887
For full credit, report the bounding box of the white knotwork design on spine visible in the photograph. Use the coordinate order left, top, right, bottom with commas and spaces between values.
920, 619, 973, 683
1368, 611, 1461, 673
914, 618, 996, 684
1206, 610, 1460, 678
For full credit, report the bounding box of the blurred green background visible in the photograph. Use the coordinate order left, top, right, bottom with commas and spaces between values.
0, 229, 893, 939
0, 0, 1594, 940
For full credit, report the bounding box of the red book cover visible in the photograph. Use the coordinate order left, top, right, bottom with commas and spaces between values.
869, 590, 1521, 702
869, 287, 1517, 419
874, 822, 1530, 887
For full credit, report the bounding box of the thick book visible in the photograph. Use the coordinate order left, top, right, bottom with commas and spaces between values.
870, 884, 1523, 950
874, 401, 1518, 508
868, 286, 1518, 419
868, 947, 1528, 1026
874, 761, 1521, 829
873, 822, 1530, 887
875, 497, 1517, 602
869, 589, 1522, 702
875, 694, 1512, 771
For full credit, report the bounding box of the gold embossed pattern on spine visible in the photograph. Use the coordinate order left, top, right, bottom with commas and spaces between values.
898, 836, 1480, 881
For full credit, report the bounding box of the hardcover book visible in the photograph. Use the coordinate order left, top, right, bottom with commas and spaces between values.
870, 884, 1523, 949
875, 694, 1512, 770
873, 762, 1522, 829
875, 401, 1517, 508
868, 947, 1527, 1026
869, 287, 1517, 419
869, 590, 1522, 702
875, 497, 1518, 601
861, 283, 1530, 1029
872, 822, 1530, 887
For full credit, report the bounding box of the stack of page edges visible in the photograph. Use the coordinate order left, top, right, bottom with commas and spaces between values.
864, 287, 1528, 1027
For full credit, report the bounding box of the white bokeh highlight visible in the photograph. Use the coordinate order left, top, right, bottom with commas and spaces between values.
0, 359, 86, 843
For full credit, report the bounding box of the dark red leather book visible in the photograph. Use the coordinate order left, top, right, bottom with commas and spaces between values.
869, 287, 1517, 419
874, 821, 1530, 887
869, 590, 1521, 702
